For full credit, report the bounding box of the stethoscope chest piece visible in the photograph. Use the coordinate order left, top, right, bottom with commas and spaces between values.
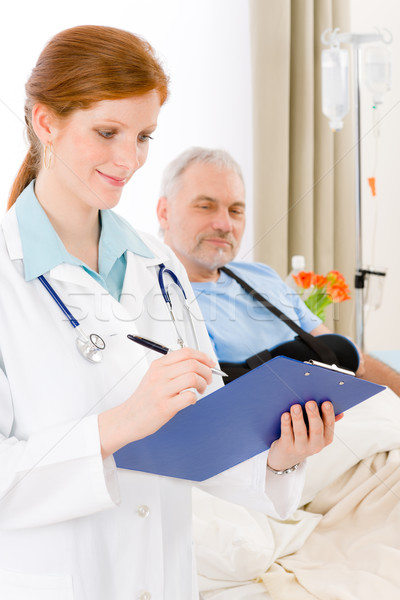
76, 331, 106, 363
37, 275, 106, 364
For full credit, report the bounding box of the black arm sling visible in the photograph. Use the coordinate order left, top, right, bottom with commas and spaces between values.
218, 267, 359, 384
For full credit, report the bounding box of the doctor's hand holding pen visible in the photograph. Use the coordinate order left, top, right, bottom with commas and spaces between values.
98, 347, 216, 459
99, 344, 338, 469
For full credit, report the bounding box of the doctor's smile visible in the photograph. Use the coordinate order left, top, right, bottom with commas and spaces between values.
96, 170, 129, 187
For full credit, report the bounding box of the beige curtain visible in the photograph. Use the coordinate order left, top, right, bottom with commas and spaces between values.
249, 0, 355, 336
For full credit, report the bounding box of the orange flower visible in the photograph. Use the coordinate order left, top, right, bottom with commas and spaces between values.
326, 270, 346, 284
292, 267, 351, 321
292, 271, 314, 289
311, 274, 328, 289
327, 282, 351, 303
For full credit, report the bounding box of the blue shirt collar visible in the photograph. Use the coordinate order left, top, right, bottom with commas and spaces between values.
15, 180, 154, 282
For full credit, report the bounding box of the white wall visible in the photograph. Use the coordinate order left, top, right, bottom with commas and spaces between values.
0, 0, 254, 259
351, 0, 400, 351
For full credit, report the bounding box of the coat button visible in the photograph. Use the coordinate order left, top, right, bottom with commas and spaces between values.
138, 592, 151, 600
137, 505, 150, 518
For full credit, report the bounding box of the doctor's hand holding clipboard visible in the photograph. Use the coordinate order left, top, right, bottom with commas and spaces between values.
266, 397, 341, 473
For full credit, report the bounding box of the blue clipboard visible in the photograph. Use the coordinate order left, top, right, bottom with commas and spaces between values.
114, 356, 384, 481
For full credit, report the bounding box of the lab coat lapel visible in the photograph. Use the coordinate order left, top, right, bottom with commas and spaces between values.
49, 263, 101, 290
2, 205, 23, 261
120, 247, 185, 347
119, 249, 168, 323
121, 251, 161, 305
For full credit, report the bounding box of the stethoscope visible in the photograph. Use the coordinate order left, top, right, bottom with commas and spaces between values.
157, 263, 200, 351
38, 263, 198, 364
38, 275, 106, 364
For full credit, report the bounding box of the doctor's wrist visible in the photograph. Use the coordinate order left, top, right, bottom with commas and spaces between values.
98, 403, 133, 460
266, 462, 300, 475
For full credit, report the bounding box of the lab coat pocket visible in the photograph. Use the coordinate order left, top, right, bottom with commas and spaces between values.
0, 567, 74, 599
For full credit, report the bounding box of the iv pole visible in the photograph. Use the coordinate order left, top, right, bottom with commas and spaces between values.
321, 29, 392, 351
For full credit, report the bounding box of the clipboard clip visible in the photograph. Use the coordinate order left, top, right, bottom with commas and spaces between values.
305, 360, 356, 377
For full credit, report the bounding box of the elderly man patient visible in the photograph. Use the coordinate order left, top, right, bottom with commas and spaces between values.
157, 146, 400, 393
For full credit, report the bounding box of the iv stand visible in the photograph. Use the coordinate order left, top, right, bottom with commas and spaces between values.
321, 29, 392, 350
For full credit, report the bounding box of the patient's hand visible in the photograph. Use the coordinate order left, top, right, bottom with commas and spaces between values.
267, 401, 337, 472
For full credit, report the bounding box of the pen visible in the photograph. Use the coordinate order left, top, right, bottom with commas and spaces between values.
127, 334, 228, 377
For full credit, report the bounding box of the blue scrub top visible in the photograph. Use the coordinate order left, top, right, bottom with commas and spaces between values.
15, 181, 154, 301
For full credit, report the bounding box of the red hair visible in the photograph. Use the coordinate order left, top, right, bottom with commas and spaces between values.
8, 25, 169, 209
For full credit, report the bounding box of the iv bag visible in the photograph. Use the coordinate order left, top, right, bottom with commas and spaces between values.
321, 47, 349, 131
364, 45, 391, 106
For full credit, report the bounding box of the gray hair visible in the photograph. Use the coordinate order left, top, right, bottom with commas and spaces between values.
160, 146, 245, 199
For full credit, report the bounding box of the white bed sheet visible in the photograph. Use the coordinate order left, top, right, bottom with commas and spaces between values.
201, 583, 272, 599
194, 387, 400, 599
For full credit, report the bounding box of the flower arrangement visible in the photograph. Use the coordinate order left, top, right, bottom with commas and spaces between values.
292, 270, 351, 321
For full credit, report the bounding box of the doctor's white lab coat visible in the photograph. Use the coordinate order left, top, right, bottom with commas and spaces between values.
0, 206, 304, 600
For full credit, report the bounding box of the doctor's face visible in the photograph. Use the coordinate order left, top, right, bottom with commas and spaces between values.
158, 162, 246, 281
46, 92, 161, 212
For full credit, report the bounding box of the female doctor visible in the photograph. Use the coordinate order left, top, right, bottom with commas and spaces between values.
0, 25, 336, 600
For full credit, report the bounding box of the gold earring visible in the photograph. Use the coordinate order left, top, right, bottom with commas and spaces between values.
43, 143, 53, 169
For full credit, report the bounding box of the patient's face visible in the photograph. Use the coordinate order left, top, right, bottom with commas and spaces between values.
160, 162, 246, 281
